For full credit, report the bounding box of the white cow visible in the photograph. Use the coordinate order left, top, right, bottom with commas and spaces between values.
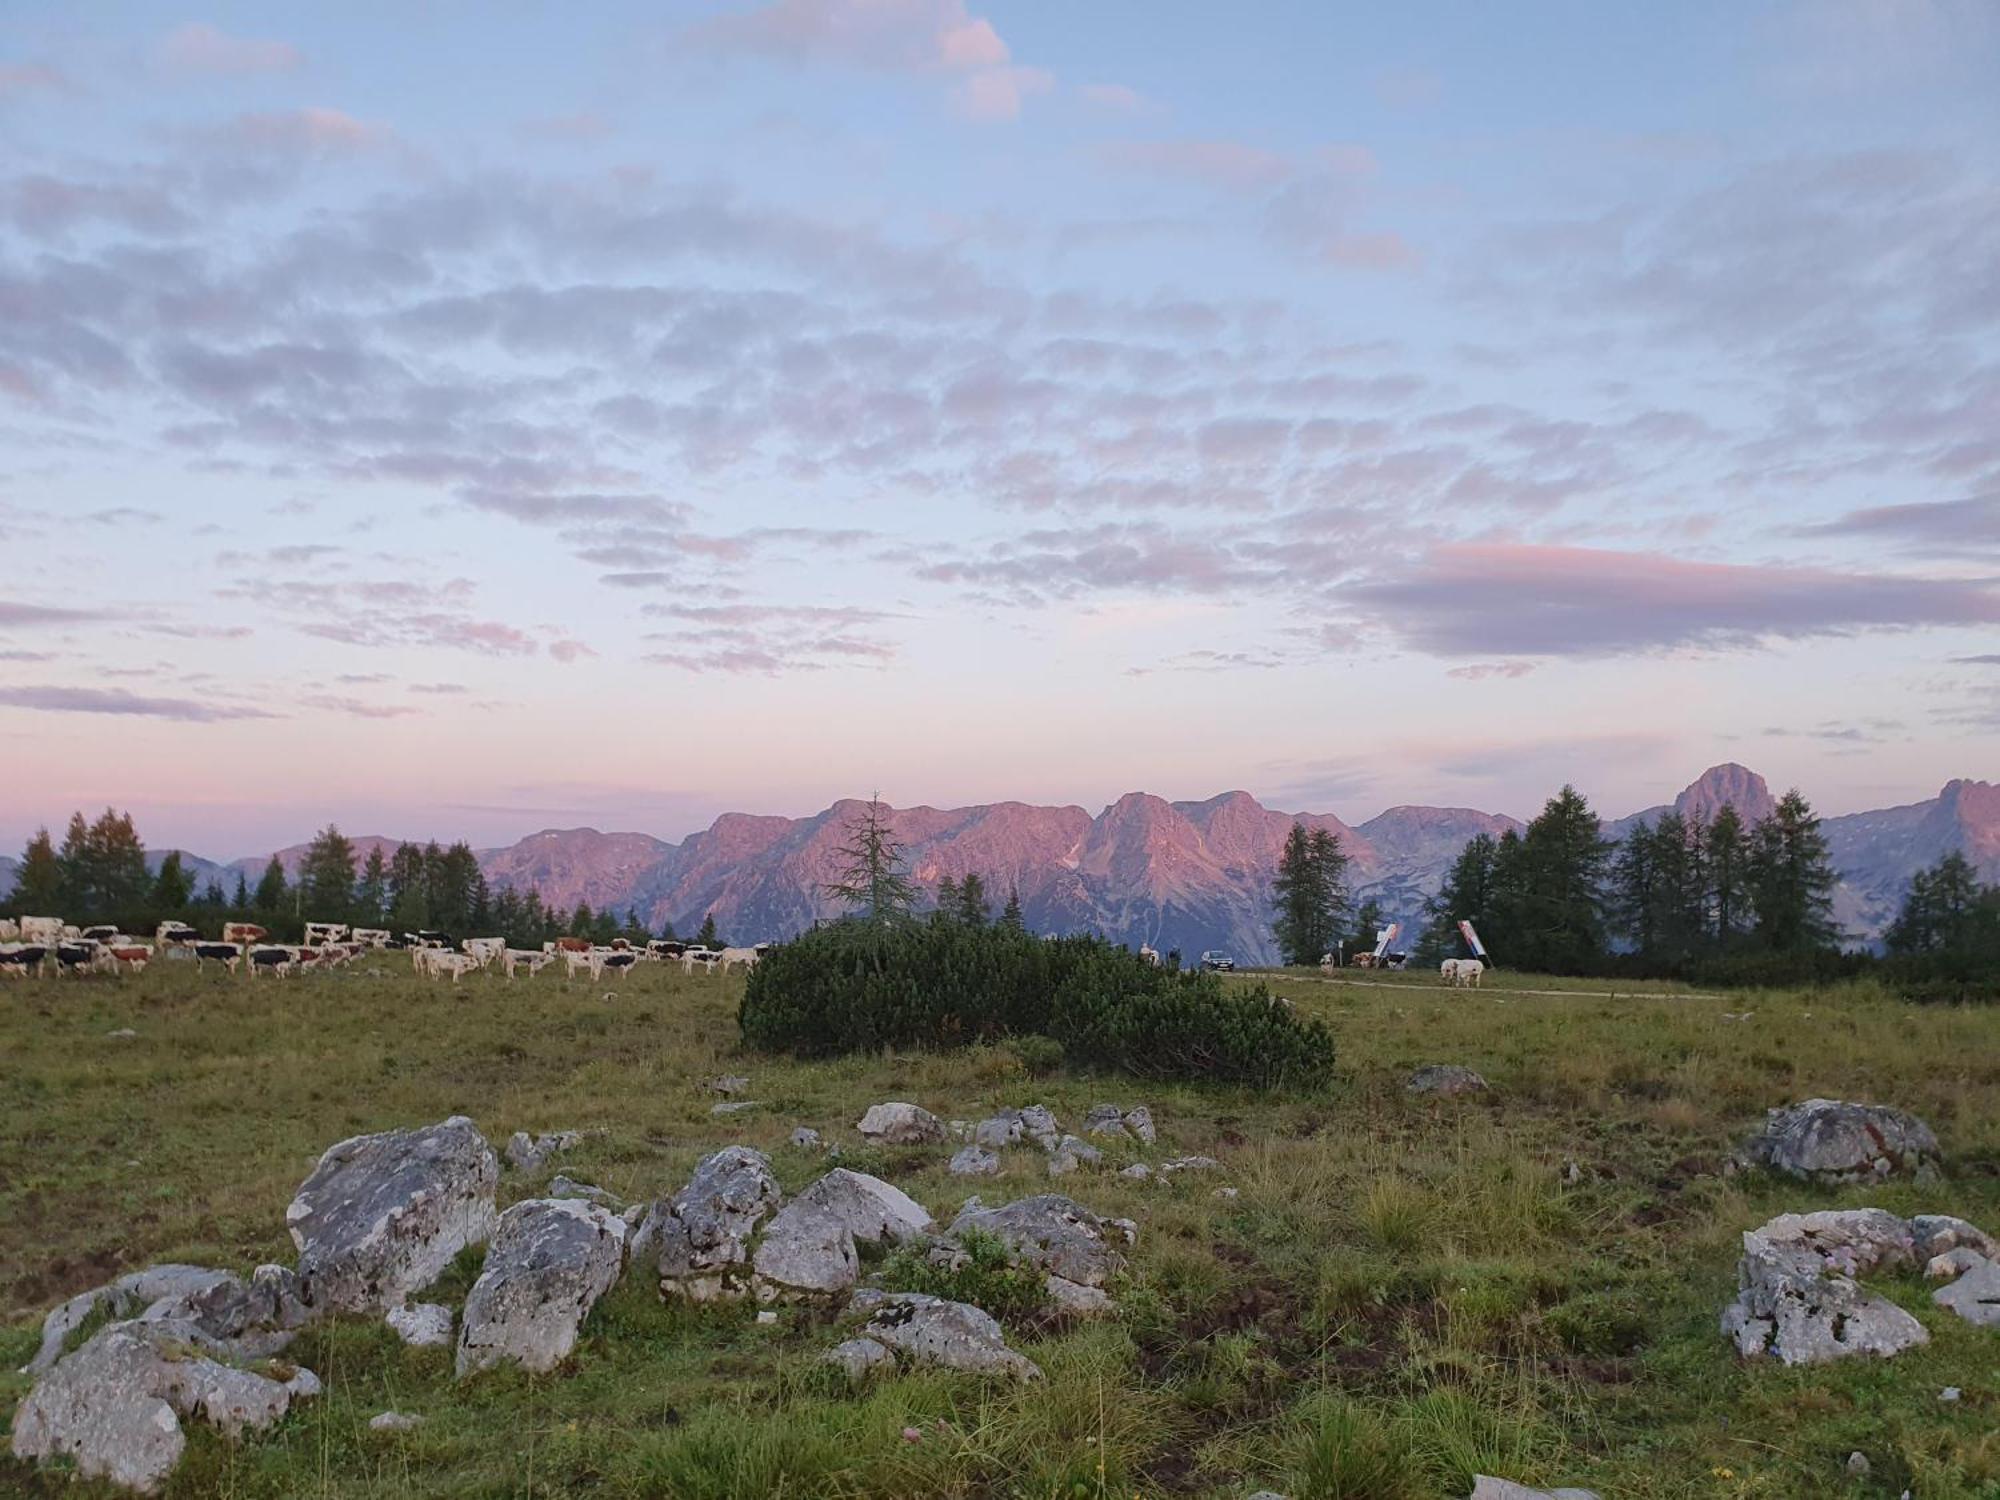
426, 952, 478, 983
304, 922, 349, 947
563, 949, 603, 981
462, 936, 506, 968
680, 947, 720, 975
717, 946, 760, 973
1456, 959, 1484, 988
503, 948, 553, 979
0, 919, 19, 943
350, 928, 391, 948
1138, 944, 1161, 967
19, 916, 62, 947
1440, 958, 1464, 984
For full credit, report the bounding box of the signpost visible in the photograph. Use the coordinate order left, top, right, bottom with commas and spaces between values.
1458, 919, 1489, 963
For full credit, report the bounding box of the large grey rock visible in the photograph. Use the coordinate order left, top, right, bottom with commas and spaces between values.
386, 1302, 454, 1348
1468, 1479, 1600, 1500
949, 1193, 1130, 1288
1721, 1219, 1929, 1365
1047, 1136, 1103, 1177
793, 1167, 934, 1245
857, 1102, 946, 1145
10, 1318, 319, 1494
846, 1290, 1041, 1380
1016, 1105, 1061, 1149
1742, 1098, 1941, 1184
752, 1201, 858, 1300
630, 1145, 780, 1301
1933, 1256, 2000, 1328
972, 1114, 1023, 1149
1045, 1275, 1114, 1317
287, 1116, 499, 1314
1407, 1065, 1489, 1096
457, 1198, 627, 1375
26, 1266, 240, 1377
370, 1410, 424, 1433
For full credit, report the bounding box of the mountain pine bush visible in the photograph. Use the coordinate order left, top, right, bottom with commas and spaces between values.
738, 919, 1335, 1087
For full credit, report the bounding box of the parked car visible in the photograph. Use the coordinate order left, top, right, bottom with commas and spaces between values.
1198, 949, 1234, 972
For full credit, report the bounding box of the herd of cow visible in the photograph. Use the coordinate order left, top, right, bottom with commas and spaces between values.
0, 916, 767, 982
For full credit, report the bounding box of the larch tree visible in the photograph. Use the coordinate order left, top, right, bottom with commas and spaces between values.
825, 796, 915, 922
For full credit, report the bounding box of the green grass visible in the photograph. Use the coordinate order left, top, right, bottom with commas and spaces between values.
2, 958, 1999, 1497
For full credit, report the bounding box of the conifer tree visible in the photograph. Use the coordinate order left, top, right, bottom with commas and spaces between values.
1270, 822, 1350, 965
958, 872, 989, 927
1706, 804, 1751, 945
151, 851, 192, 912
297, 825, 357, 920
999, 885, 1026, 933
354, 847, 389, 926
697, 911, 720, 947
8, 828, 63, 911
825, 796, 914, 921
253, 855, 289, 921
1748, 790, 1839, 952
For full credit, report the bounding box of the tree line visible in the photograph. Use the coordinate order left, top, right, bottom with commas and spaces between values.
1268, 784, 1999, 986
3, 812, 691, 949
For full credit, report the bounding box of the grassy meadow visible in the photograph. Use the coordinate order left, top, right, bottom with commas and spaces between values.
2, 957, 1998, 1499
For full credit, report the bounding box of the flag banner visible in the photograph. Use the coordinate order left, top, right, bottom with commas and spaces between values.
1458, 919, 1488, 959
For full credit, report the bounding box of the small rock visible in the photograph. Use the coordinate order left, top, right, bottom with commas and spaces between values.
370, 1410, 424, 1433
710, 1101, 763, 1116
1161, 1155, 1222, 1175
1846, 1452, 1870, 1477
856, 1102, 946, 1145
386, 1303, 454, 1348
1933, 1255, 2000, 1328
825, 1337, 893, 1382
849, 1291, 1041, 1380
950, 1193, 1130, 1287
1941, 1386, 1961, 1402
951, 1145, 1001, 1177
756, 1310, 777, 1325
1468, 1480, 1600, 1500
1118, 1163, 1153, 1182
107, 1028, 137, 1039
707, 1075, 751, 1096
1407, 1065, 1489, 1096
1912, 1214, 2000, 1262
548, 1175, 621, 1208
1046, 1274, 1114, 1317
790, 1127, 822, 1149
505, 1129, 582, 1173
1213, 1186, 1240, 1200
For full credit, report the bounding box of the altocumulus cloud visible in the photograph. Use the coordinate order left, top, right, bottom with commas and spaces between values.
0, 685, 276, 722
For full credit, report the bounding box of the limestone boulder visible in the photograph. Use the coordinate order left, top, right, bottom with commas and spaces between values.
793, 1167, 934, 1245
752, 1201, 858, 1300
456, 1198, 627, 1375
1407, 1065, 1489, 1096
845, 1290, 1041, 1380
287, 1116, 499, 1314
10, 1318, 319, 1494
856, 1102, 946, 1145
949, 1193, 1130, 1288
630, 1145, 780, 1301
1742, 1099, 1941, 1183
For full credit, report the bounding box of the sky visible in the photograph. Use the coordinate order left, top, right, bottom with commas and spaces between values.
0, 1, 1996, 858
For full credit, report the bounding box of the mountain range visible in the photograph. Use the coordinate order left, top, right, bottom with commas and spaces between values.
13, 764, 1982, 963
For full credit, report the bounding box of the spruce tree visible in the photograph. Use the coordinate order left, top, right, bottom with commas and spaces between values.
999, 885, 1026, 933
935, 874, 961, 921
1748, 790, 1839, 952
253, 856, 289, 921
696, 912, 720, 947
1416, 833, 1500, 963
1270, 822, 1349, 965
231, 871, 251, 915
151, 851, 192, 913
9, 828, 63, 912
354, 847, 389, 925
1885, 851, 1988, 956
56, 812, 93, 915
958, 872, 989, 927
387, 844, 429, 932
1706, 804, 1751, 945
297, 825, 357, 920
1496, 786, 1611, 973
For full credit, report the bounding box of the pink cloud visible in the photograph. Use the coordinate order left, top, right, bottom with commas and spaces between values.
953, 64, 1052, 121
1097, 139, 1294, 191
1078, 82, 1145, 113
1346, 543, 2000, 657
0, 62, 71, 97
1446, 661, 1537, 681
160, 22, 302, 75
695, 0, 1010, 73
548, 638, 597, 663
